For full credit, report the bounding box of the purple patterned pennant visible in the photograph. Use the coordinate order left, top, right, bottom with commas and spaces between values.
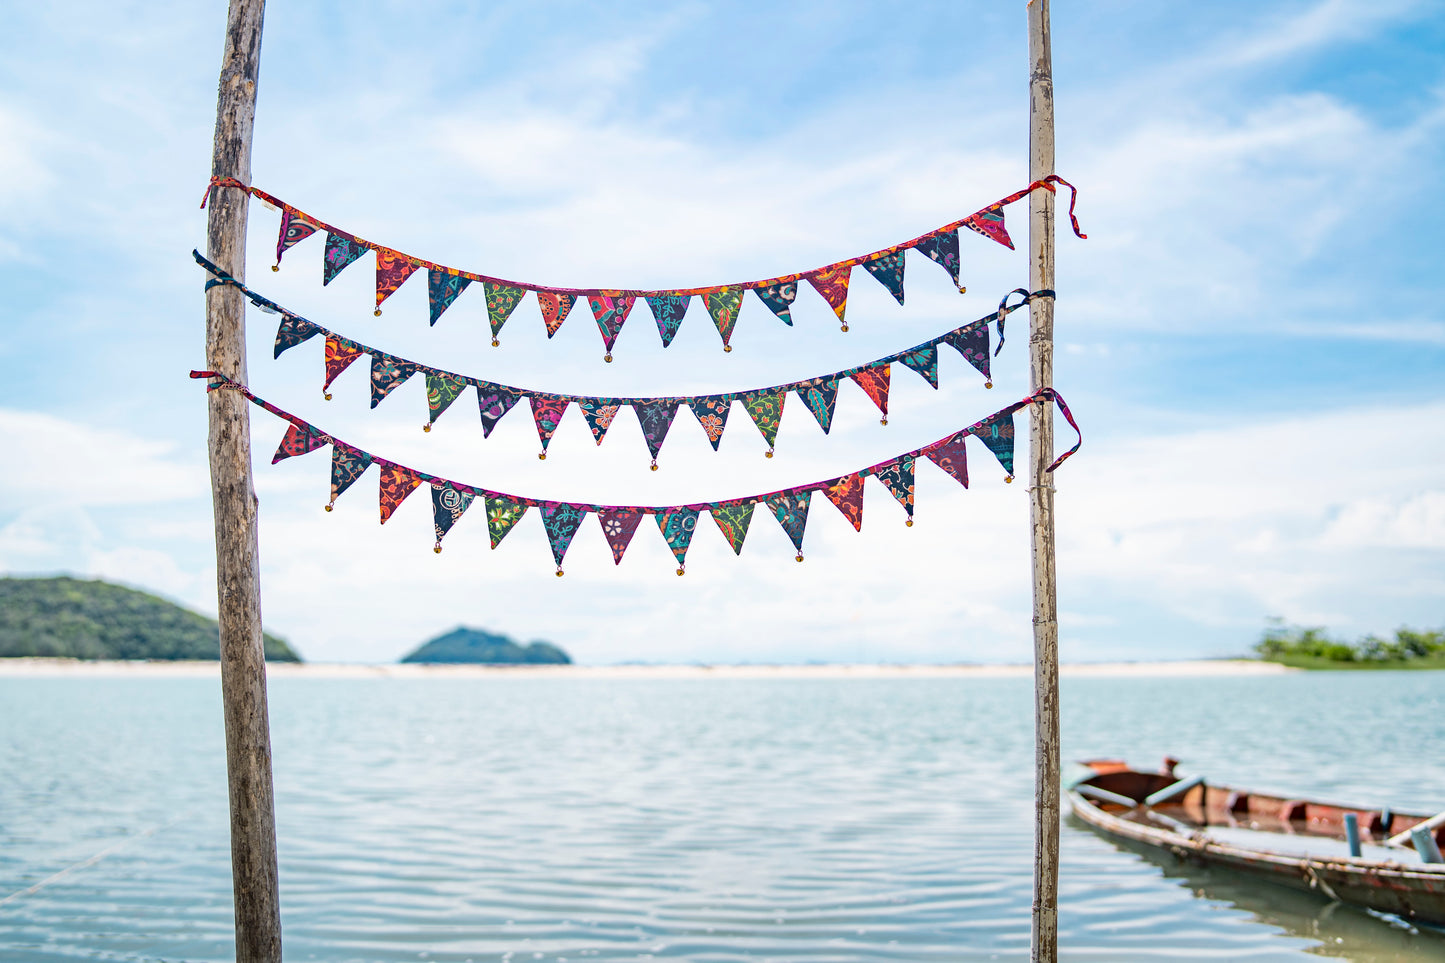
485, 496, 528, 549
822, 474, 865, 532
476, 386, 520, 438
634, 400, 680, 462
432, 481, 476, 546
764, 491, 811, 557
329, 445, 373, 504
688, 397, 731, 451
943, 323, 991, 381
799, 378, 839, 434
702, 288, 744, 347
971, 411, 1016, 476
428, 269, 472, 326
578, 400, 622, 445
322, 232, 369, 286
862, 251, 906, 304
588, 294, 636, 354
753, 282, 798, 326
806, 264, 852, 324
873, 455, 915, 520
924, 433, 969, 487
273, 314, 320, 359
426, 372, 468, 425
646, 294, 691, 348
913, 229, 961, 290
710, 502, 755, 555
655, 508, 700, 569
598, 509, 643, 565
540, 502, 587, 569
272, 422, 328, 464
370, 355, 419, 408
898, 345, 939, 389
530, 396, 570, 454
275, 210, 321, 267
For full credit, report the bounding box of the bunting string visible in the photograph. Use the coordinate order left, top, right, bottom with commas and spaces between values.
196, 250, 1052, 466
200, 176, 1085, 357
189, 370, 1081, 575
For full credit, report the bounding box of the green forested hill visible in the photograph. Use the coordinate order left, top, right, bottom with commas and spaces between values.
401, 626, 570, 664
0, 576, 301, 661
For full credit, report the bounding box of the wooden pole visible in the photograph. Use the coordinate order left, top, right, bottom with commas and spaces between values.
203, 2, 280, 961
1026, 2, 1060, 962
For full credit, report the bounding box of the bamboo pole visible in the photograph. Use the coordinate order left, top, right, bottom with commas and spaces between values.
203, 2, 281, 961
1026, 1, 1060, 961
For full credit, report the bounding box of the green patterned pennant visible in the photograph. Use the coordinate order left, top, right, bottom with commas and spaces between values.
485, 496, 528, 549
702, 287, 745, 347
710, 501, 756, 555
741, 391, 785, 451
483, 282, 526, 340
426, 372, 469, 426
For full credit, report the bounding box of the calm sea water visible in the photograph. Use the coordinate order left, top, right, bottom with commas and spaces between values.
1, 672, 1442, 962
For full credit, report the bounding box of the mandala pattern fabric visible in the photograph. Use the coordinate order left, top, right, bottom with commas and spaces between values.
971, 412, 1016, 476
647, 294, 691, 347
375, 249, 420, 309
742, 391, 785, 448
765, 491, 811, 553
634, 400, 680, 460
598, 509, 643, 564
850, 365, 890, 416
914, 230, 961, 290
589, 294, 635, 352
275, 210, 320, 266
486, 497, 528, 549
702, 288, 744, 346
874, 455, 915, 518
579, 400, 621, 445
710, 502, 755, 555
536, 292, 575, 338
540, 502, 587, 567
273, 314, 319, 359
370, 356, 419, 408
688, 397, 730, 450
944, 323, 991, 380
655, 508, 700, 566
899, 344, 939, 389
800, 378, 839, 433
272, 422, 328, 464
324, 336, 362, 390
428, 270, 471, 326
432, 482, 476, 543
330, 445, 373, 502
964, 208, 1013, 250
753, 281, 798, 325
477, 387, 520, 438
378, 466, 424, 524
322, 232, 369, 286
862, 251, 905, 304
530, 396, 570, 452
822, 473, 865, 531
806, 264, 852, 323
426, 372, 468, 424
923, 434, 969, 487
484, 282, 526, 338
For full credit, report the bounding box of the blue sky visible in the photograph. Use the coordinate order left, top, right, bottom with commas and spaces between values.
2, 1, 1442, 664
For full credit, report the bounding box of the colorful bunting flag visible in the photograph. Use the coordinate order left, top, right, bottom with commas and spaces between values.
379, 465, 424, 523
370, 355, 419, 408
899, 344, 939, 389
634, 400, 679, 463
971, 411, 1016, 476
710, 502, 755, 555
688, 397, 731, 451
702, 288, 744, 348
530, 396, 570, 455
329, 445, 373, 506
873, 455, 916, 521
428, 269, 471, 326
822, 474, 866, 531
484, 282, 526, 342
862, 251, 905, 304
273, 314, 320, 358
646, 294, 691, 348
322, 232, 369, 286
943, 322, 991, 382
741, 391, 785, 452
485, 496, 528, 548
799, 378, 839, 433
923, 434, 969, 487
540, 502, 587, 570
578, 400, 622, 445
275, 210, 320, 267
426, 372, 469, 426
272, 422, 328, 464
323, 336, 363, 395
914, 229, 962, 290
477, 387, 520, 438
431, 481, 476, 547
598, 509, 643, 565
375, 249, 420, 313
850, 365, 890, 420
806, 264, 852, 327
536, 291, 576, 338
655, 508, 700, 572
588, 294, 636, 357
765, 491, 811, 559
753, 281, 798, 326
964, 208, 1013, 250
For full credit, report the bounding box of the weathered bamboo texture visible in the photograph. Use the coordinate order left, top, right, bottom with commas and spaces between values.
204, 2, 281, 961
1026, 1, 1061, 961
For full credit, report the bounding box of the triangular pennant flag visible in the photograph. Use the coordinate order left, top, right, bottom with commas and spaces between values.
873, 455, 916, 521
964, 207, 1014, 250
540, 502, 587, 569
428, 269, 472, 326
329, 445, 373, 505
634, 400, 679, 462
943, 323, 991, 381
273, 314, 320, 359
322, 232, 369, 286
597, 509, 643, 565
536, 291, 576, 338
898, 344, 939, 389
426, 372, 468, 426
484, 282, 526, 340
702, 288, 744, 347
530, 396, 570, 455
741, 391, 786, 451
378, 465, 424, 524
485, 496, 528, 549
375, 249, 420, 312
806, 264, 852, 325
688, 397, 731, 451
753, 281, 798, 326
765, 490, 811, 558
861, 251, 906, 305
646, 294, 691, 348
654, 508, 700, 571
272, 422, 328, 464
431, 481, 476, 546
822, 474, 865, 531
849, 365, 890, 419
971, 412, 1016, 477
588, 294, 635, 355
710, 501, 755, 556
476, 386, 520, 438
913, 229, 961, 290
275, 210, 320, 267
370, 355, 419, 408
798, 378, 839, 434
578, 400, 622, 445
323, 336, 363, 394
924, 433, 969, 487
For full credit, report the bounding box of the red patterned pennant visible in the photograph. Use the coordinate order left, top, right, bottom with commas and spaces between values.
375, 249, 421, 313
924, 433, 969, 487
272, 422, 328, 464
963, 207, 1014, 250
536, 291, 576, 338
821, 474, 865, 531
323, 336, 362, 394
806, 264, 852, 325
378, 465, 424, 524
849, 365, 890, 419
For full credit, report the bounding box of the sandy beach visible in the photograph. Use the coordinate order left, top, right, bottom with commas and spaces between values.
0, 658, 1295, 679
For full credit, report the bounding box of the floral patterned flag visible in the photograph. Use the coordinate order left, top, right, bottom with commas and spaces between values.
963, 208, 1013, 250
849, 365, 890, 418
971, 411, 1016, 477
273, 314, 320, 359
764, 491, 811, 557
913, 229, 961, 290
798, 378, 839, 433
322, 232, 369, 286
272, 422, 328, 464
426, 372, 469, 425
431, 481, 476, 545
484, 282, 526, 340
702, 288, 744, 347
485, 496, 528, 549
861, 251, 906, 304
873, 455, 915, 520
806, 264, 852, 325
375, 249, 420, 312
324, 336, 362, 394
943, 323, 991, 381
329, 445, 373, 505
741, 391, 785, 450
598, 509, 644, 565
822, 473, 865, 531
634, 400, 680, 461
540, 502, 587, 569
370, 355, 419, 408
588, 294, 636, 354
687, 397, 731, 451
710, 501, 755, 555
753, 281, 798, 326
428, 269, 472, 326
530, 396, 570, 454
898, 344, 939, 389
275, 210, 320, 267
654, 508, 700, 570
923, 433, 969, 487
578, 400, 622, 445
476, 386, 520, 438
646, 294, 691, 347
378, 465, 424, 524
536, 291, 576, 338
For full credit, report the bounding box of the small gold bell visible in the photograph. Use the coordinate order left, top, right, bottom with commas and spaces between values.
985, 381, 993, 389
1005, 475, 1014, 484
423, 424, 431, 433
434, 543, 442, 554
491, 338, 500, 347
723, 344, 732, 353
765, 448, 774, 459
604, 353, 613, 363
905, 518, 914, 527
323, 391, 333, 401
676, 566, 685, 576
271, 264, 280, 272
840, 323, 849, 332
555, 568, 564, 577
880, 417, 888, 426
374, 309, 382, 317
795, 553, 804, 562
650, 461, 658, 471
325, 502, 334, 512
538, 452, 547, 460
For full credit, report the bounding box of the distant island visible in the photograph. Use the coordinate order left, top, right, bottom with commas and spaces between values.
401, 627, 571, 664
1254, 619, 1443, 670
0, 576, 301, 662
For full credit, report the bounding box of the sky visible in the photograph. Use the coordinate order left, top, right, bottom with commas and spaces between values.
2, 0, 1442, 665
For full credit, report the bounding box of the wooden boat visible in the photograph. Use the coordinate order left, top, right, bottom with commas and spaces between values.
1067, 758, 1445, 926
